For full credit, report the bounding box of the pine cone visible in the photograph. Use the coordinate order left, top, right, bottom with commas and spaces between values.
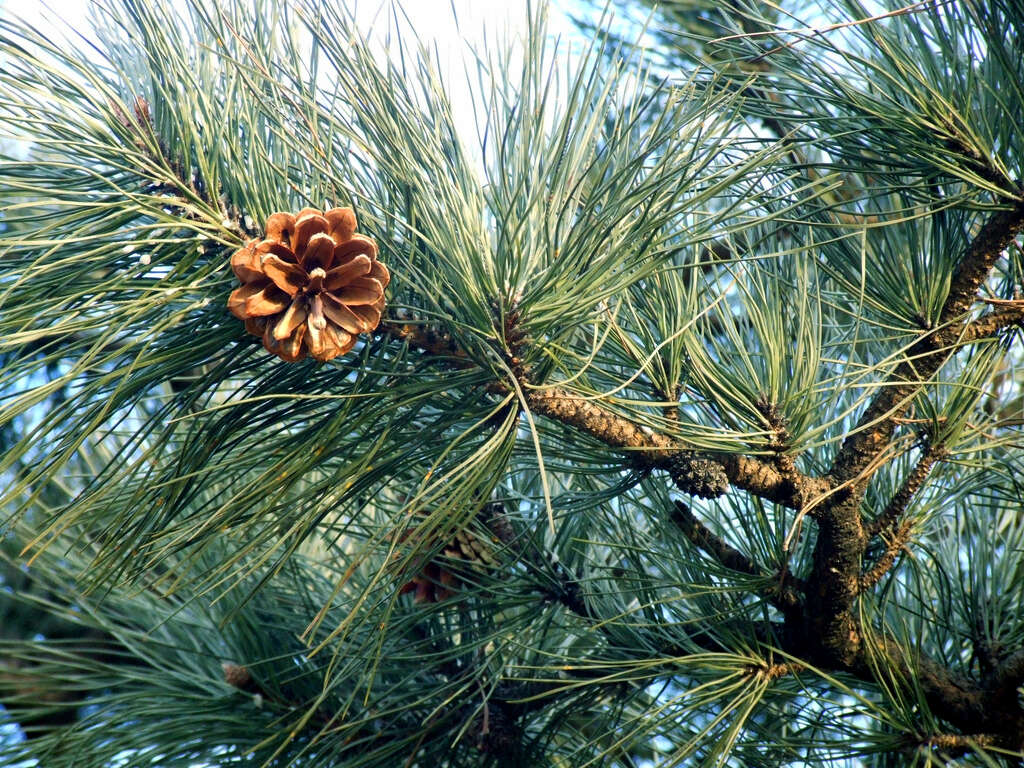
667, 452, 729, 499
221, 662, 254, 691
396, 517, 502, 603
474, 702, 521, 755
483, 504, 517, 547
227, 207, 389, 362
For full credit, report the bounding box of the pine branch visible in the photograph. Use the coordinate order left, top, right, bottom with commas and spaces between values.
829, 198, 1024, 488
857, 520, 914, 593
797, 194, 1024, 677
669, 500, 803, 612
802, 496, 867, 668
803, 199, 1024, 674
999, 650, 1024, 691
111, 95, 254, 238
918, 732, 998, 756
960, 301, 1024, 343
863, 640, 1024, 754
866, 443, 948, 539
376, 321, 833, 511
7, 0, 1024, 762
985, 648, 1024, 704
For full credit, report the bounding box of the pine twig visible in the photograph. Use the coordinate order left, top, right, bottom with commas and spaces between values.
670, 500, 760, 577
919, 732, 997, 754
376, 321, 832, 511
748, 661, 804, 682
867, 443, 948, 539
669, 500, 805, 612
111, 95, 254, 237
959, 302, 1024, 343
858, 431, 945, 594
858, 520, 914, 593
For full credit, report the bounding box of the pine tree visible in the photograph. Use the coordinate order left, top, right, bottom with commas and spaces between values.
1, 0, 1023, 765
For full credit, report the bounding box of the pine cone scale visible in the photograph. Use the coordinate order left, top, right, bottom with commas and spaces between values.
325, 206, 357, 241
255, 239, 297, 263
334, 236, 378, 263
322, 294, 366, 334
230, 240, 262, 281
325, 255, 372, 290
227, 282, 260, 319
264, 212, 296, 245
261, 255, 306, 295
245, 286, 290, 317
273, 301, 307, 340
368, 261, 389, 287
337, 281, 383, 305
352, 304, 382, 327
293, 213, 329, 254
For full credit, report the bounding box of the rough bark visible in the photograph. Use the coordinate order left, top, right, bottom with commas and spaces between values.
829, 200, 1024, 487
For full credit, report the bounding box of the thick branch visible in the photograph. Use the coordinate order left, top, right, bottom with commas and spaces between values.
991, 649, 1024, 701
802, 497, 867, 667
829, 200, 1024, 487
852, 637, 1024, 753
808, 203, 1024, 675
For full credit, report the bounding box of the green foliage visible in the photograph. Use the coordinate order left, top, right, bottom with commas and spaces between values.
2, 0, 1023, 766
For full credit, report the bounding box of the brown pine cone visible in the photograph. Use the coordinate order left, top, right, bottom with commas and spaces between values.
227, 207, 389, 362
221, 662, 254, 691
395, 516, 504, 603
667, 451, 729, 499
483, 503, 517, 546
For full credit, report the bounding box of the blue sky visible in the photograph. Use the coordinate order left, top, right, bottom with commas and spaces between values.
1, 0, 591, 158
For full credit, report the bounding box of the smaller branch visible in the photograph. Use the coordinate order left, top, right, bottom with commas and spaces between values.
943, 135, 1020, 196
526, 546, 593, 620
523, 387, 677, 454
655, 384, 681, 427
670, 500, 760, 576
377, 318, 832, 510
670, 501, 804, 612
858, 520, 913, 592
524, 387, 831, 509
829, 199, 1024, 487
919, 732, 998, 755
379, 319, 470, 362
756, 396, 807, 512
521, 523, 788, 655
959, 302, 1024, 344
867, 443, 948, 538
112, 95, 255, 237
748, 661, 804, 682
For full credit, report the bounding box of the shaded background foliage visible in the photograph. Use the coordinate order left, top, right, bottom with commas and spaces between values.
1, 0, 1023, 766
